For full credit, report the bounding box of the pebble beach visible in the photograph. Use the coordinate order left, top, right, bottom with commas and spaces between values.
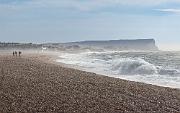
0, 54, 180, 113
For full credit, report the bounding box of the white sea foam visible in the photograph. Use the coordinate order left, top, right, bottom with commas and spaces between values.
111, 58, 157, 75
57, 51, 180, 89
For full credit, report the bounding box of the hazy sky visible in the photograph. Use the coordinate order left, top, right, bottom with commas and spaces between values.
1, 0, 180, 50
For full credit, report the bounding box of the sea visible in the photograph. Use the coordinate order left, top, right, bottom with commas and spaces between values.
57, 51, 180, 89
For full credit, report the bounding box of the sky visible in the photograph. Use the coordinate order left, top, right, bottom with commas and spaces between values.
1, 0, 180, 50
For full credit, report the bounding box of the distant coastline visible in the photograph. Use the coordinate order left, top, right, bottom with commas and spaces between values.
0, 39, 158, 51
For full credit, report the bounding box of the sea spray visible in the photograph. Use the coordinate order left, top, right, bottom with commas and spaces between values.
111, 58, 157, 75
57, 51, 180, 88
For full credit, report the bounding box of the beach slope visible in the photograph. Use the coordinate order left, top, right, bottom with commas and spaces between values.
0, 55, 180, 113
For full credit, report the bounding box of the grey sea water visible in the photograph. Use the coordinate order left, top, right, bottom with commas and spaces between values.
57, 51, 180, 89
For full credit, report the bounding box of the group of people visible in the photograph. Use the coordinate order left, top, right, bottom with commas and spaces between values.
13, 51, 22, 57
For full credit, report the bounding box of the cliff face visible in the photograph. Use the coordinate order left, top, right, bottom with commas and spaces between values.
65, 39, 158, 51
0, 39, 158, 51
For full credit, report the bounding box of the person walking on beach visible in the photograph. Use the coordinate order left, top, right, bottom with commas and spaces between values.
19, 51, 22, 57
13, 51, 15, 56
15, 51, 17, 57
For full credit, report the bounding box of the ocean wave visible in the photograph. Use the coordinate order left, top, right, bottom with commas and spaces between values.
111, 58, 180, 76
57, 51, 180, 88
112, 58, 157, 75
58, 52, 180, 76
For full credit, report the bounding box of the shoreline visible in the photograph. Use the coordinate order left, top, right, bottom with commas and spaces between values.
2, 51, 180, 89
22, 52, 180, 90
53, 53, 180, 90
0, 53, 180, 112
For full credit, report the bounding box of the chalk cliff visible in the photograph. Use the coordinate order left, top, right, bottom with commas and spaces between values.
64, 39, 158, 51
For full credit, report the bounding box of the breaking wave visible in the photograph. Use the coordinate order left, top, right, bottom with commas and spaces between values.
112, 58, 157, 75
112, 58, 180, 75
57, 51, 180, 88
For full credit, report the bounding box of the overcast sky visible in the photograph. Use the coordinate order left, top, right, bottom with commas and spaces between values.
1, 0, 180, 50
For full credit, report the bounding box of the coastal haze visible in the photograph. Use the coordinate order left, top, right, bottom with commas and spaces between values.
1, 1, 180, 51
1, 39, 180, 89
1, 0, 180, 112
0, 39, 158, 51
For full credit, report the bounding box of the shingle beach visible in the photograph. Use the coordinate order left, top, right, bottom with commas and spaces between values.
0, 54, 180, 113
